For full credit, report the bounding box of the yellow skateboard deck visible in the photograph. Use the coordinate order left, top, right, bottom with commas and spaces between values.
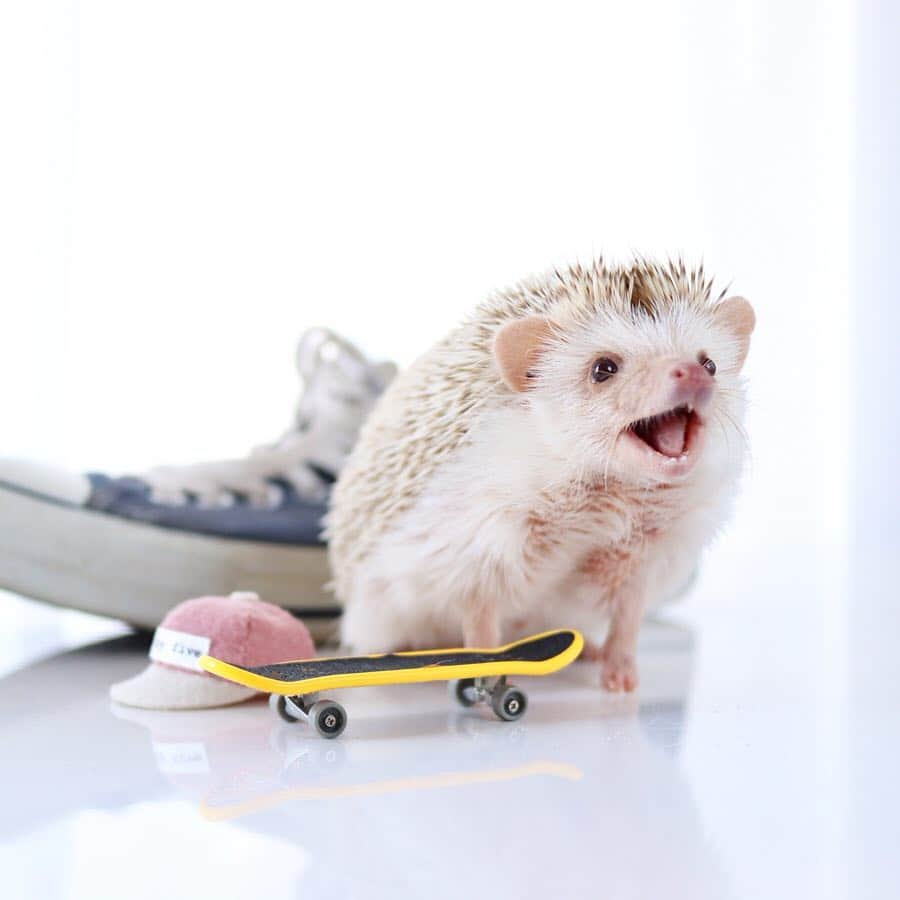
200, 628, 583, 696
201, 629, 583, 737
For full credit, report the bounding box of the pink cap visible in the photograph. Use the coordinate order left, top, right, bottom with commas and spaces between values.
110, 592, 315, 710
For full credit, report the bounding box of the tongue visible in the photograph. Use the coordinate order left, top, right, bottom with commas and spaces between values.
649, 414, 688, 457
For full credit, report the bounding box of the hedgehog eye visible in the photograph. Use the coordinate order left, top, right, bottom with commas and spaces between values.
591, 357, 618, 383
700, 356, 717, 376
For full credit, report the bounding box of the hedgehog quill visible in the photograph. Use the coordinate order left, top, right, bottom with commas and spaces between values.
327, 258, 755, 692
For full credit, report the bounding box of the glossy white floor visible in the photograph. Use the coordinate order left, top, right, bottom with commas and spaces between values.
2, 3, 898, 897
1, 527, 897, 900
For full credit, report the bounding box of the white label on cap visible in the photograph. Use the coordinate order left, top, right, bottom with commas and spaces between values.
153, 741, 210, 775
149, 627, 211, 672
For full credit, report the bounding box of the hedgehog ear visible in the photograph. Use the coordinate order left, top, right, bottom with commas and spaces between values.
493, 316, 555, 392
714, 296, 755, 370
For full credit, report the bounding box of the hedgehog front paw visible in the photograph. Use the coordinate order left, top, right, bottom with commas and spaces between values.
580, 641, 638, 692
601, 652, 638, 693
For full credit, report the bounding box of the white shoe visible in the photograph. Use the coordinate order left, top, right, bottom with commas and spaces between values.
0, 328, 396, 640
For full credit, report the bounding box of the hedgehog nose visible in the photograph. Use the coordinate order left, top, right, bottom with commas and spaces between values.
669, 362, 713, 408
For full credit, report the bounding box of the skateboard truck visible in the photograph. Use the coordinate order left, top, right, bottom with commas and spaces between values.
449, 675, 528, 722
269, 693, 349, 738
268, 675, 527, 739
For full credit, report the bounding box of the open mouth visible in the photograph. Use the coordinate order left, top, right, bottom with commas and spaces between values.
625, 404, 702, 461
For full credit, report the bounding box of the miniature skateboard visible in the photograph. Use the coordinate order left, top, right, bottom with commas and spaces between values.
199, 628, 584, 738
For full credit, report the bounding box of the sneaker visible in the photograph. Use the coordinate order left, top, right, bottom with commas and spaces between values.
0, 328, 396, 641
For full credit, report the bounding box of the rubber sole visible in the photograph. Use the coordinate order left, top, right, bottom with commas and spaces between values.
0, 483, 340, 642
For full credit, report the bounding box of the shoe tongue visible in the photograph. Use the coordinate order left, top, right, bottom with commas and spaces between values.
295, 328, 371, 380
650, 413, 688, 457
295, 328, 336, 379
373, 360, 399, 389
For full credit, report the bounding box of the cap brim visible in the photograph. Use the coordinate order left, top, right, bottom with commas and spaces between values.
110, 664, 258, 711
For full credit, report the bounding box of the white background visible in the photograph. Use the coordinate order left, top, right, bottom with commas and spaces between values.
1, 1, 851, 555
2, 3, 899, 897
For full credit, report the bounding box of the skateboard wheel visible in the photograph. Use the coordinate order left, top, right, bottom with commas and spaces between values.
270, 694, 301, 723
491, 685, 527, 722
450, 678, 477, 707
310, 700, 347, 739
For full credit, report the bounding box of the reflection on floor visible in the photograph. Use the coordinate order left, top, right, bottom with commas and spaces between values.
0, 615, 723, 899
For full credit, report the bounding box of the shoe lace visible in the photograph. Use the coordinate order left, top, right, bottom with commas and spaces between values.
141, 329, 395, 508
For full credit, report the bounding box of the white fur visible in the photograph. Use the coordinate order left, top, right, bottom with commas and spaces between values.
340, 297, 748, 653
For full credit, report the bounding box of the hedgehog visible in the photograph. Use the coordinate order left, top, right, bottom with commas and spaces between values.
326, 257, 755, 691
